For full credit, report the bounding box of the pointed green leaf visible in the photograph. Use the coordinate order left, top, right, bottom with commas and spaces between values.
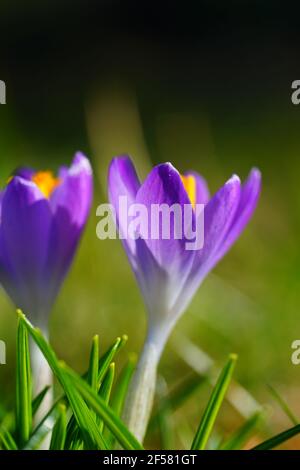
191, 354, 237, 450
50, 404, 67, 450
16, 311, 32, 446
98, 363, 115, 432
97, 336, 124, 385
87, 335, 99, 391
32, 386, 51, 418
105, 354, 136, 448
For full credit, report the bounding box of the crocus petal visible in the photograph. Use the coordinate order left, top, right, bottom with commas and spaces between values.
45, 152, 93, 302
0, 177, 52, 320
213, 168, 261, 264
12, 167, 35, 180
50, 152, 93, 225
108, 155, 140, 253
135, 163, 196, 315
172, 174, 242, 317
57, 166, 69, 179
184, 170, 210, 205
134, 237, 169, 318
136, 163, 194, 266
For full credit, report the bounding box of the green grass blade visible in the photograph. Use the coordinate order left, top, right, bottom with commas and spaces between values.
32, 386, 50, 418
105, 354, 136, 448
98, 363, 115, 432
252, 423, 300, 450
16, 311, 32, 446
97, 336, 126, 385
110, 354, 136, 418
87, 335, 99, 391
65, 415, 81, 449
57, 365, 108, 450
0, 426, 18, 450
19, 312, 108, 450
66, 334, 101, 449
50, 404, 67, 450
62, 365, 143, 450
191, 354, 237, 450
268, 384, 298, 425
220, 412, 263, 450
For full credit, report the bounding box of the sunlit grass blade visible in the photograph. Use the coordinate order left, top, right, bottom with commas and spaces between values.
65, 335, 99, 449
97, 335, 127, 385
50, 404, 67, 450
32, 386, 50, 418
55, 364, 108, 450
105, 354, 136, 448
110, 354, 136, 418
87, 335, 99, 391
16, 311, 32, 446
219, 412, 264, 450
252, 423, 300, 450
19, 312, 108, 450
0, 426, 18, 450
56, 332, 124, 449
267, 384, 298, 425
149, 373, 207, 431
62, 364, 143, 450
191, 354, 237, 450
65, 415, 81, 450
98, 363, 115, 432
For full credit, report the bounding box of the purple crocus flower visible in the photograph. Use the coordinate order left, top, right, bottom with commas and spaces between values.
109, 155, 261, 351
108, 155, 261, 441
0, 152, 93, 411
0, 152, 93, 328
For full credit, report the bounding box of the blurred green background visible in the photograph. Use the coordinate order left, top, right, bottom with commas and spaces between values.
1, 0, 300, 448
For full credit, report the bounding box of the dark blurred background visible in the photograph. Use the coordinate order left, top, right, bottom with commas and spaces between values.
1, 0, 300, 447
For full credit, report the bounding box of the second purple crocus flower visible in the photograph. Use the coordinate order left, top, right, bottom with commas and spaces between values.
108, 155, 261, 441
0, 152, 93, 407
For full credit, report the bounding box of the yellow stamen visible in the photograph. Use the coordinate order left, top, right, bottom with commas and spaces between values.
32, 171, 61, 198
180, 174, 196, 208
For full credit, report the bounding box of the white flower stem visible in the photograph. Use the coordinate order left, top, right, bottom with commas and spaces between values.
30, 327, 53, 425
122, 335, 161, 443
